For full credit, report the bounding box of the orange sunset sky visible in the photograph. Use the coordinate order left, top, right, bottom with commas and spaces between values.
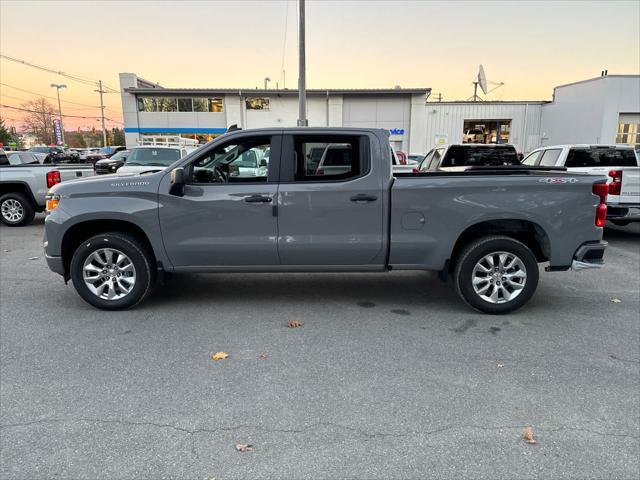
1, 0, 639, 131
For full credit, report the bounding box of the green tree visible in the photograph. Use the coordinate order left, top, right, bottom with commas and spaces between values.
0, 116, 12, 145
112, 128, 125, 146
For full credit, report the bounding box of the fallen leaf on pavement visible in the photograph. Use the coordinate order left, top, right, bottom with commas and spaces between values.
522, 426, 536, 444
287, 320, 303, 328
28, 256, 39, 260
211, 351, 229, 361
258, 353, 268, 359
611, 298, 622, 303
235, 443, 253, 452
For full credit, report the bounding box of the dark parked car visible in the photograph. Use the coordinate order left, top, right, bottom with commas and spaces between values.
86, 146, 126, 163
417, 144, 521, 172
94, 149, 130, 174
28, 146, 80, 164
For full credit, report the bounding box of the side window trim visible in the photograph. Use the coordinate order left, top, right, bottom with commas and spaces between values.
278, 133, 372, 184
182, 134, 281, 185
522, 149, 543, 166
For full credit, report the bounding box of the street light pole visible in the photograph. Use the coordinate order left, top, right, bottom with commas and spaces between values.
297, 0, 308, 126
50, 83, 67, 145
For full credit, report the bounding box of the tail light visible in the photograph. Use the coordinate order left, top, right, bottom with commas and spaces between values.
46, 170, 61, 188
608, 170, 622, 195
592, 182, 608, 227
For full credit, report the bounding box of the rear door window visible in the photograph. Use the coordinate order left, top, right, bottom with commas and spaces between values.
565, 148, 639, 167
418, 150, 434, 171
292, 136, 364, 181
429, 149, 444, 169
522, 150, 542, 166
539, 149, 562, 166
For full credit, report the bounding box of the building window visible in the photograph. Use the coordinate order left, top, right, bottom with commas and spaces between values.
138, 97, 157, 112
138, 96, 223, 113
177, 98, 193, 112
616, 123, 639, 146
157, 98, 177, 112
246, 97, 270, 110
208, 98, 224, 112
193, 98, 208, 112
462, 119, 511, 144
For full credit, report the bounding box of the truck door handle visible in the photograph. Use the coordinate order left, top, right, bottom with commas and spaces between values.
244, 195, 273, 203
350, 194, 377, 202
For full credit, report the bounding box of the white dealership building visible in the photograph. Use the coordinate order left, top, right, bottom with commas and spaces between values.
120, 73, 639, 154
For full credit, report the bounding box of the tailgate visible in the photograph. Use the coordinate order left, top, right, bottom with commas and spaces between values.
57, 165, 95, 182
618, 168, 640, 204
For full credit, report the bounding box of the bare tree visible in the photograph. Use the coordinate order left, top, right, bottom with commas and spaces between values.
21, 97, 56, 145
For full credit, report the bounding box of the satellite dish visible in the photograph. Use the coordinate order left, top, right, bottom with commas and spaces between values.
478, 64, 488, 95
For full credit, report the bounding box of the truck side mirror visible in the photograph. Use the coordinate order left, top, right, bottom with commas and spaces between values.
169, 167, 185, 196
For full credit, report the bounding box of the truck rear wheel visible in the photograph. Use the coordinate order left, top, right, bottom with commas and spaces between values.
0, 192, 35, 226
453, 236, 539, 314
70, 232, 153, 310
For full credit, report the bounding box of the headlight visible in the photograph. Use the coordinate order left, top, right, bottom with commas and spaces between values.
46, 193, 61, 212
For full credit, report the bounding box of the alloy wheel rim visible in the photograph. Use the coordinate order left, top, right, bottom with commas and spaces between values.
1, 199, 24, 223
83, 248, 136, 300
472, 251, 527, 304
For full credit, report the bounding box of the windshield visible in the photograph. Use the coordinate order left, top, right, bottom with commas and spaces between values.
566, 148, 638, 167
109, 150, 129, 161
442, 146, 520, 167
125, 148, 180, 166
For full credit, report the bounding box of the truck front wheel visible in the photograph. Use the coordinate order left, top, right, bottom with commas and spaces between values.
0, 193, 35, 226
453, 236, 539, 314
70, 232, 153, 310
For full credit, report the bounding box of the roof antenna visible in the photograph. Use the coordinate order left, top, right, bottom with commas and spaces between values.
227, 124, 241, 132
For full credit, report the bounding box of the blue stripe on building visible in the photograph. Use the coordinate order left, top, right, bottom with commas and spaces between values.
124, 127, 228, 134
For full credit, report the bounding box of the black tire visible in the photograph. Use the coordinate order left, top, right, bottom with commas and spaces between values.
0, 192, 35, 226
453, 235, 539, 314
70, 232, 154, 310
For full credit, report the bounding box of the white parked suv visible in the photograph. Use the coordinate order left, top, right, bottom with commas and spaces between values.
522, 144, 640, 225
117, 137, 198, 174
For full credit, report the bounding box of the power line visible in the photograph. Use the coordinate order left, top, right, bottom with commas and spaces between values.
0, 82, 102, 108
0, 104, 123, 123
0, 54, 120, 93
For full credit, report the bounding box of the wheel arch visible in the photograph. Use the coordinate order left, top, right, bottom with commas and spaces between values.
448, 219, 551, 271
60, 219, 158, 281
0, 182, 39, 209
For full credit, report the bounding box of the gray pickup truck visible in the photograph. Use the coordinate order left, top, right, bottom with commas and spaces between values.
0, 153, 94, 226
43, 128, 608, 314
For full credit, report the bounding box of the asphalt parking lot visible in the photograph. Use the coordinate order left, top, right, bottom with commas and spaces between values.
1, 215, 638, 480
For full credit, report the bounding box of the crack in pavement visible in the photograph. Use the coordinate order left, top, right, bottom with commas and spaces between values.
1, 417, 638, 441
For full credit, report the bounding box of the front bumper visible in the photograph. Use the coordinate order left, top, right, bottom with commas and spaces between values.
607, 204, 640, 222
571, 240, 607, 271
45, 253, 65, 276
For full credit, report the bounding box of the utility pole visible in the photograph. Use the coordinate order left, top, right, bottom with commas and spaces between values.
50, 83, 67, 145
264, 77, 271, 89
297, 0, 308, 126
95, 80, 107, 146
